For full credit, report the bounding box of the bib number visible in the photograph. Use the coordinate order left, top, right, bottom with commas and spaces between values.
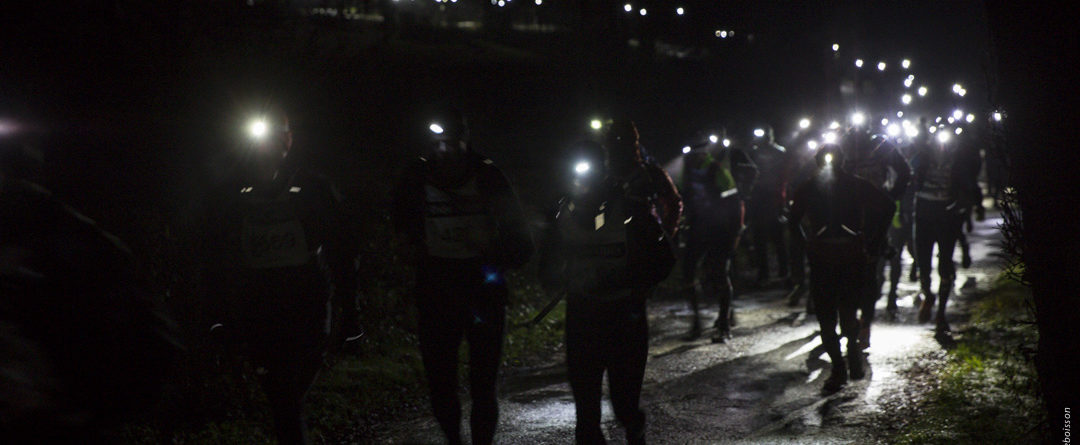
241, 218, 310, 268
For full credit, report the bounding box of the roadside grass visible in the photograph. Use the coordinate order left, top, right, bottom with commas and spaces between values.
889, 268, 1046, 444
119, 269, 566, 444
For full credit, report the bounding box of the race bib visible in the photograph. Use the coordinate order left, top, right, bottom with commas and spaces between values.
423, 181, 494, 259
240, 196, 311, 269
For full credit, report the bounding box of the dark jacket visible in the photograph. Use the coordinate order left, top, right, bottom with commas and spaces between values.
392, 152, 534, 288
789, 166, 896, 260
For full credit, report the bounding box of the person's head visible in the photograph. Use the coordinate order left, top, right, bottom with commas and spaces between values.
566, 140, 607, 197
423, 105, 469, 162
752, 125, 774, 145
604, 118, 641, 173
815, 143, 845, 171
244, 103, 292, 177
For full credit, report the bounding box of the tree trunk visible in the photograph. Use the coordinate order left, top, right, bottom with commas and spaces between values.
984, 2, 1080, 442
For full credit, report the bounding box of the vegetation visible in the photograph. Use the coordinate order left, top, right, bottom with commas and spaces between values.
887, 268, 1047, 444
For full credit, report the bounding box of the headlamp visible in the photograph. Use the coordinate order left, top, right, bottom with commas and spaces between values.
887, 123, 901, 137
807, 140, 819, 150
753, 128, 765, 138
799, 118, 811, 129
249, 119, 269, 139
429, 123, 445, 135
823, 132, 837, 144
722, 138, 731, 147
590, 119, 603, 130
709, 134, 719, 144
850, 112, 865, 126
824, 153, 834, 165
682, 146, 692, 154
937, 131, 951, 143
574, 161, 591, 175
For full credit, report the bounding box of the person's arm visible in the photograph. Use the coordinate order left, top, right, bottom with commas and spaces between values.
482, 163, 535, 269
646, 162, 683, 237
887, 144, 913, 200
788, 181, 809, 241
536, 201, 565, 295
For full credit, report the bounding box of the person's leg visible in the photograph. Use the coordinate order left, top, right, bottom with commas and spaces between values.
606, 300, 649, 445
464, 295, 506, 445
770, 211, 789, 278
811, 267, 846, 391
915, 216, 937, 323
703, 243, 735, 342
859, 259, 883, 348
887, 226, 905, 313
936, 220, 960, 332
788, 224, 808, 306
682, 242, 705, 338
751, 209, 770, 282
565, 300, 606, 444
418, 299, 466, 445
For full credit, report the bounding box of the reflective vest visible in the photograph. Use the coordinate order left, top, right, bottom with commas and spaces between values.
556, 194, 632, 300
423, 178, 496, 259
238, 185, 312, 269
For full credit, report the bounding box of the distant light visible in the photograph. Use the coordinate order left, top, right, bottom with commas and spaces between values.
902, 59, 911, 69
799, 118, 811, 129
887, 123, 901, 137
929, 126, 938, 134
936, 116, 943, 123
722, 138, 731, 147
905, 126, 919, 138
903, 77, 914, 88
824, 153, 834, 165
850, 112, 865, 126
498, 0, 505, 6
639, 8, 647, 16
676, 7, 684, 15
877, 61, 886, 71
901, 94, 912, 105
682, 146, 692, 154
955, 127, 963, 135
249, 119, 268, 138
574, 161, 591, 174
918, 86, 928, 96
966, 113, 975, 123
715, 30, 722, 37
855, 58, 864, 68
953, 109, 964, 120
429, 123, 445, 134
754, 128, 765, 137
881, 118, 890, 126
948, 117, 955, 124
624, 3, 632, 12
823, 131, 838, 144
952, 83, 963, 94
832, 43, 839, 52
590, 119, 602, 130
938, 131, 951, 143
808, 140, 819, 150
897, 111, 904, 118
720, 30, 728, 38
902, 119, 912, 128
958, 88, 967, 97
993, 111, 1003, 122
709, 134, 719, 143
829, 121, 840, 130
535, 0, 542, 4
